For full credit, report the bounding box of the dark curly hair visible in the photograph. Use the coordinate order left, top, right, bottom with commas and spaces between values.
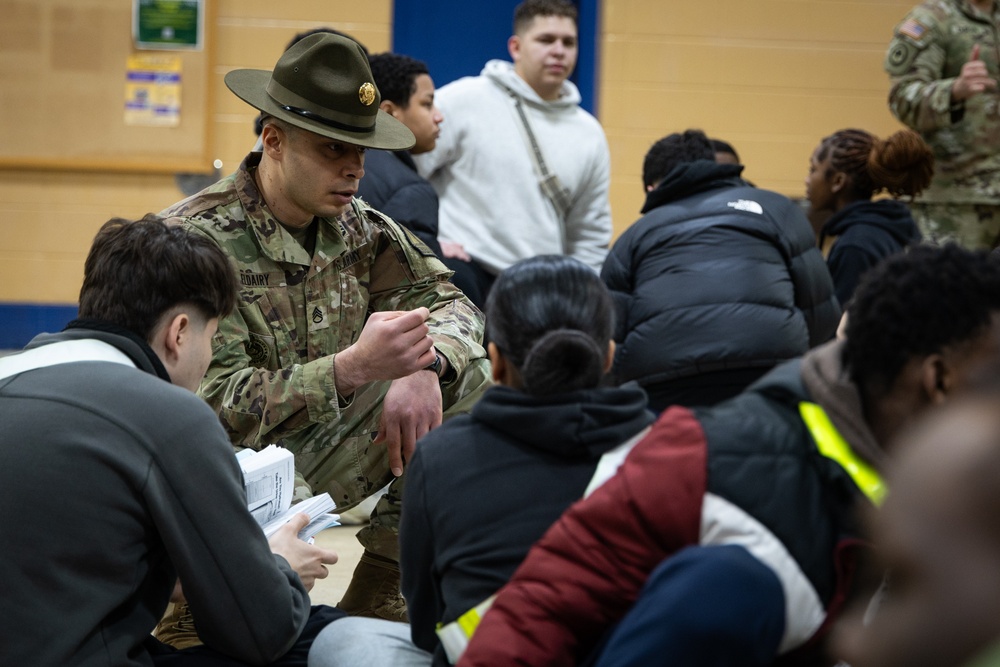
816, 128, 934, 201
368, 52, 430, 108
642, 129, 715, 189
843, 244, 1000, 397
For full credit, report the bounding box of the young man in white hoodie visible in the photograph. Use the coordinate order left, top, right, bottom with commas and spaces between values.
414, 0, 612, 307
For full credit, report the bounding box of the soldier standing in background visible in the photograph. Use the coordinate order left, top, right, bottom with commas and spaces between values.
885, 0, 1000, 249
156, 33, 491, 644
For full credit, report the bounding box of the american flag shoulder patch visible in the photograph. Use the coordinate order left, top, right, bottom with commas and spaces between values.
899, 18, 927, 40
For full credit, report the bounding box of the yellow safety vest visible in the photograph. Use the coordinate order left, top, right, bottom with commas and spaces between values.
798, 401, 886, 506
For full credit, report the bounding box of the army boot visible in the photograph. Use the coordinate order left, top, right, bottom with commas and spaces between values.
337, 551, 409, 623
153, 601, 203, 649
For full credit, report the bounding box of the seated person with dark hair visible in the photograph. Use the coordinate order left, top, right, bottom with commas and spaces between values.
0, 215, 343, 667
833, 378, 1000, 667
307, 255, 655, 667
461, 244, 1000, 667
602, 128, 840, 412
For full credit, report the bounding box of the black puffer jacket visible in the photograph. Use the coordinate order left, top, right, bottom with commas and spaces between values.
357, 149, 443, 258
602, 161, 840, 391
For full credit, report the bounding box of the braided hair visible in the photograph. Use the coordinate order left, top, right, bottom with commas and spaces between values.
816, 128, 934, 201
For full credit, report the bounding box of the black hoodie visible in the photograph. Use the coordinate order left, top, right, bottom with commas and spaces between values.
820, 199, 921, 305
399, 383, 654, 666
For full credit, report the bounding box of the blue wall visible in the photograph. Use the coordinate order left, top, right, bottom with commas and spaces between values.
0, 304, 78, 349
393, 0, 599, 115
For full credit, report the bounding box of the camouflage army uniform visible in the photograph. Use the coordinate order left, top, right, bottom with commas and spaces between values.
161, 152, 491, 561
885, 0, 1000, 248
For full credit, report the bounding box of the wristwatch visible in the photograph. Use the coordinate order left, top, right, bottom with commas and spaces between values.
423, 352, 444, 379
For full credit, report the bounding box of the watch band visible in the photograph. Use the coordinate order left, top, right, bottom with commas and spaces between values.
424, 352, 443, 379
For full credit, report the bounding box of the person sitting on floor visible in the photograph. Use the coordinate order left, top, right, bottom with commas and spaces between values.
459, 244, 1000, 667
307, 255, 656, 667
0, 215, 343, 667
602, 129, 840, 412
832, 375, 1000, 667
805, 128, 932, 305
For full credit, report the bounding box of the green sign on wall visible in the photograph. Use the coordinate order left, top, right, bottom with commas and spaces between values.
133, 0, 204, 50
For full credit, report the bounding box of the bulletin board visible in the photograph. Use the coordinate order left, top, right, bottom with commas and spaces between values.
0, 0, 215, 174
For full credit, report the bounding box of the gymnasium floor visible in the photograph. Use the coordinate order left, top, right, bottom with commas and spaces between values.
309, 524, 366, 607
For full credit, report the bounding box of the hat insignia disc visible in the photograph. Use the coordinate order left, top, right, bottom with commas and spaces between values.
359, 82, 376, 106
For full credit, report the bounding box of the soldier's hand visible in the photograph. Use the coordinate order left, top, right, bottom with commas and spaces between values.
334, 307, 436, 396
374, 371, 444, 476
267, 513, 339, 592
952, 44, 997, 102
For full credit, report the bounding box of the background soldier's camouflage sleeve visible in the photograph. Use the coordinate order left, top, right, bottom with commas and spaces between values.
885, 12, 955, 132
884, 0, 1000, 205
885, 4, 957, 132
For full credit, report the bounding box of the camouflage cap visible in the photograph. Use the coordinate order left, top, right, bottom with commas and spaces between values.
225, 33, 415, 151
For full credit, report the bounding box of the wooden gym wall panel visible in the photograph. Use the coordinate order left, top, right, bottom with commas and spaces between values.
0, 0, 213, 173
211, 0, 392, 177
0, 0, 392, 316
599, 0, 918, 237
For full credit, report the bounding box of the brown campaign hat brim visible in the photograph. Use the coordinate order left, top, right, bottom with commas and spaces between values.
226, 68, 415, 151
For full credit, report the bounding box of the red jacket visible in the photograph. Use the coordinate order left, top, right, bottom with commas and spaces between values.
460, 357, 871, 666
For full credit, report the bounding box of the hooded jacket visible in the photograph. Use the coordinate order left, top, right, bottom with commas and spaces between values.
459, 341, 878, 667
399, 383, 654, 667
413, 60, 612, 274
0, 323, 310, 666
602, 161, 841, 395
820, 199, 921, 305
357, 149, 444, 258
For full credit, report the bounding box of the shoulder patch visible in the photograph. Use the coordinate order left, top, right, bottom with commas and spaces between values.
364, 208, 438, 259
898, 17, 928, 41
885, 38, 921, 76
245, 332, 273, 367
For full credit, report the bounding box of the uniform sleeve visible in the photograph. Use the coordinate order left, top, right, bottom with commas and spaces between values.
399, 448, 443, 653
195, 209, 484, 448
458, 407, 707, 667
365, 212, 486, 381
885, 12, 958, 133
372, 181, 444, 258
565, 134, 612, 272
148, 395, 310, 664
198, 304, 340, 448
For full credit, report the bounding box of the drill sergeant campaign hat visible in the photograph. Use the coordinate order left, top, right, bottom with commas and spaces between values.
225, 33, 415, 151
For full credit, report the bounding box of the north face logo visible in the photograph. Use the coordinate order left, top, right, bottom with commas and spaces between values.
727, 199, 763, 215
